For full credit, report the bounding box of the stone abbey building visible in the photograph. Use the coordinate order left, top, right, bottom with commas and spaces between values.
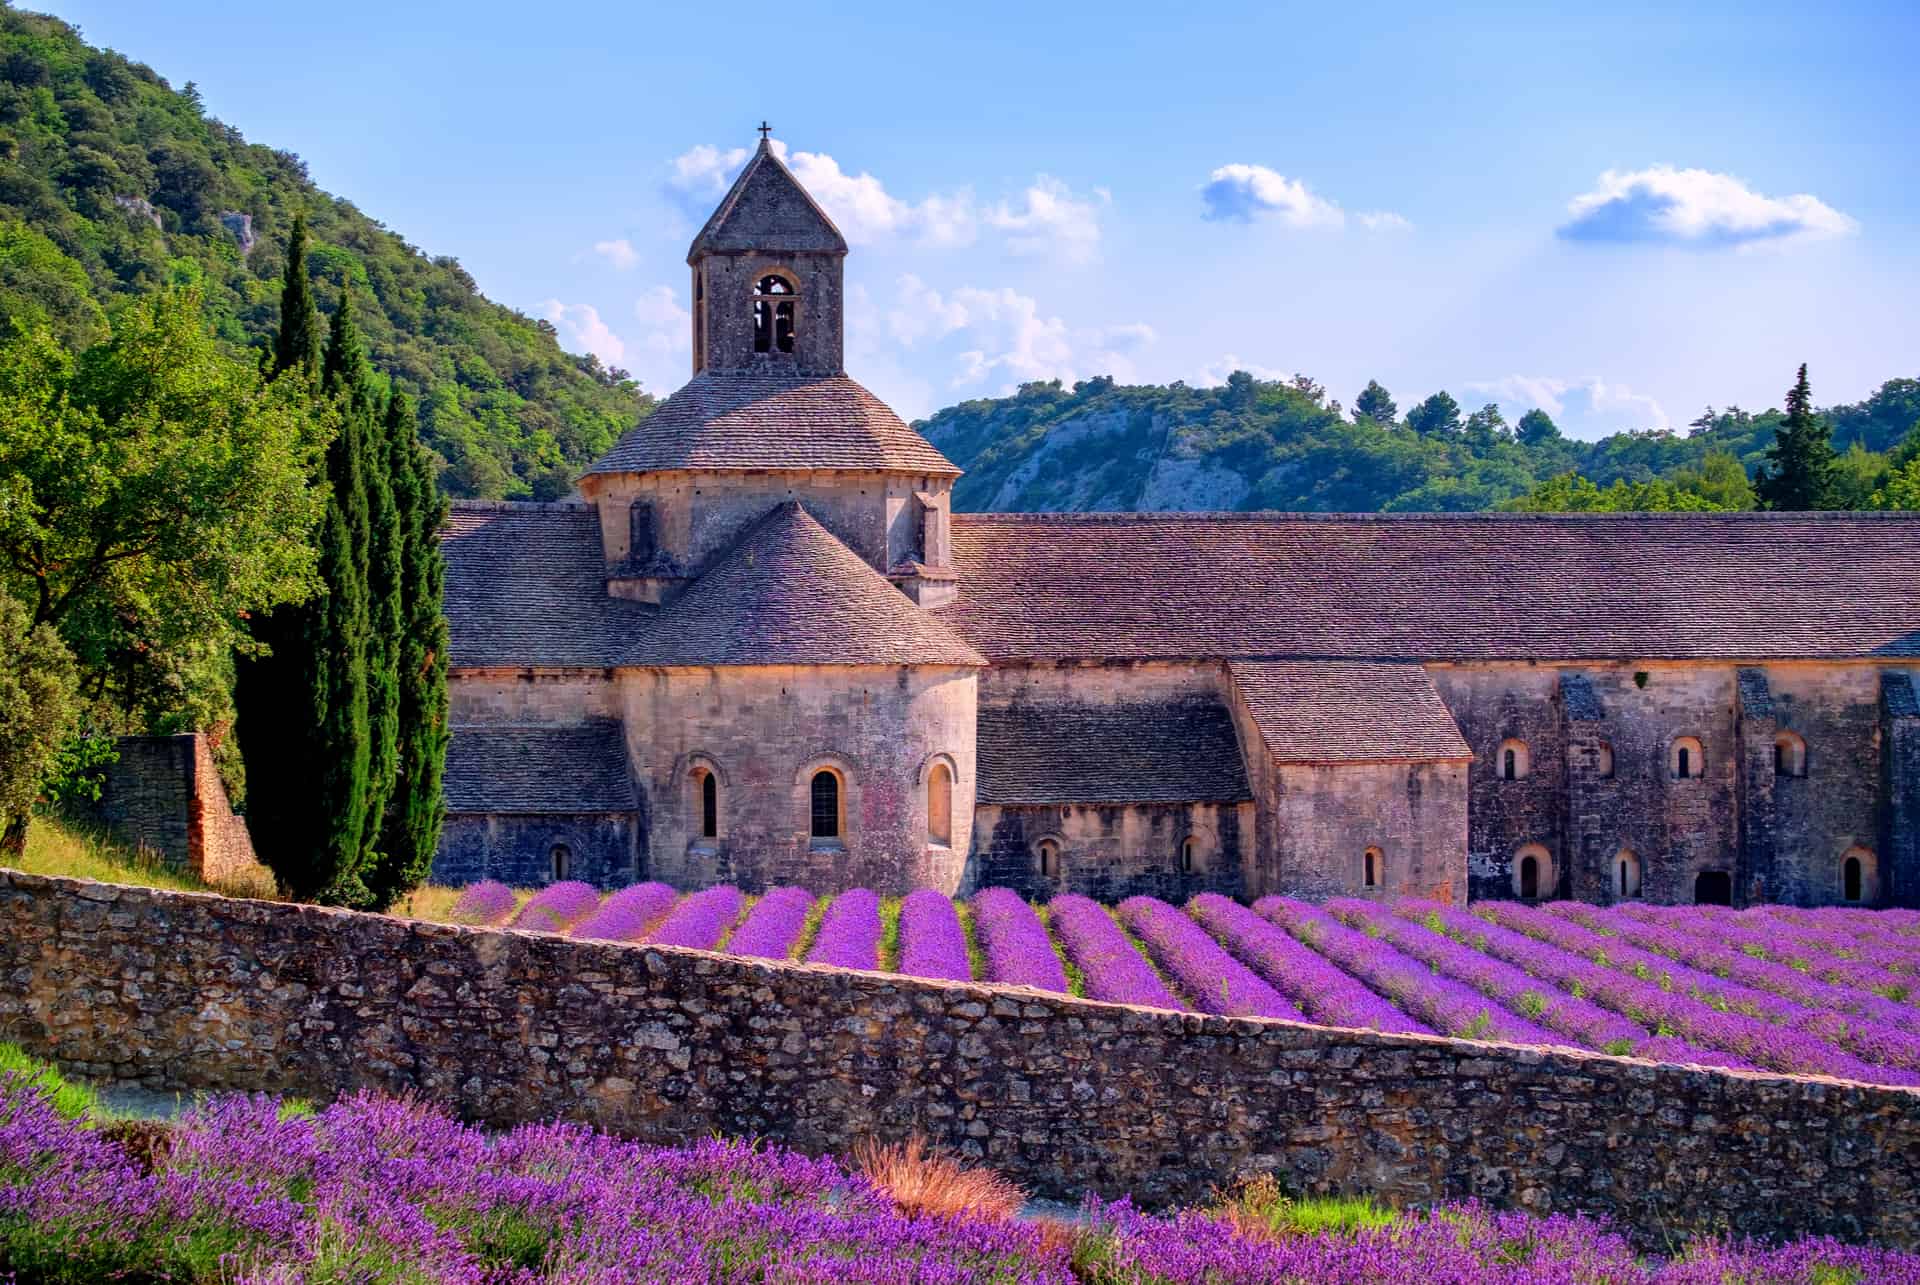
437, 138, 1920, 910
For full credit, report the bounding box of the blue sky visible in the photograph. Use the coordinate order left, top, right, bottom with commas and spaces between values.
34, 0, 1920, 436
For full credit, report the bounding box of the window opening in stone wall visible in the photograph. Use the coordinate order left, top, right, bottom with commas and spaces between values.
1180, 837, 1197, 874
693, 271, 705, 369
549, 844, 571, 882
1497, 738, 1529, 780
1364, 846, 1382, 888
700, 770, 718, 840
1616, 849, 1641, 899
1519, 855, 1539, 899
628, 501, 656, 565
1596, 742, 1615, 778
1694, 870, 1732, 905
1513, 843, 1551, 900
1775, 732, 1807, 778
753, 274, 796, 354
1037, 838, 1061, 879
809, 769, 841, 840
1671, 737, 1703, 781
927, 762, 953, 847
1844, 855, 1863, 902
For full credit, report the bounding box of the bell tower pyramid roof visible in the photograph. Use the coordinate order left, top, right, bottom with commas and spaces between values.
688, 137, 849, 262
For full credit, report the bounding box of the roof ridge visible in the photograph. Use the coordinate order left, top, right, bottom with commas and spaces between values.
950, 508, 1920, 523
447, 499, 592, 513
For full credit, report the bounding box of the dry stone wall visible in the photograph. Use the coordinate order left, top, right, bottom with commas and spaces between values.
3, 869, 1919, 1250
81, 735, 257, 885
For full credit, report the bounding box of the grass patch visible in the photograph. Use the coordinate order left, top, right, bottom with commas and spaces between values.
877, 896, 904, 972
0, 1042, 106, 1121
392, 883, 469, 923
789, 895, 831, 962
714, 893, 755, 952
953, 901, 988, 982
16, 816, 275, 899
1035, 904, 1086, 997
1212, 1174, 1397, 1241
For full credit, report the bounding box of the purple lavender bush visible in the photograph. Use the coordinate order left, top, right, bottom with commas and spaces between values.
1189, 892, 1429, 1035
727, 886, 816, 960
1047, 894, 1182, 1010
1118, 896, 1305, 1020
971, 887, 1070, 993
805, 888, 883, 970
896, 888, 973, 982
571, 881, 678, 942
447, 879, 517, 926
509, 880, 602, 933
647, 884, 745, 950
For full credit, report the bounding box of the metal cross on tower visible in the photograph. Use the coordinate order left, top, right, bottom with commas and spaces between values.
757, 121, 773, 141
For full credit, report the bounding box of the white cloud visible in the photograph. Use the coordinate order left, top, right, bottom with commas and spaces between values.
1196, 355, 1292, 386
878, 273, 1153, 389
542, 300, 625, 367
1559, 165, 1858, 249
985, 175, 1105, 263
667, 143, 751, 201
591, 238, 639, 270
1464, 374, 1670, 436
1358, 211, 1413, 232
1201, 164, 1347, 227
632, 285, 691, 354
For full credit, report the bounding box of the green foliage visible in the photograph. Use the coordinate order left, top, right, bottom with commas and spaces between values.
0, 1041, 103, 1120
1515, 408, 1560, 447
1351, 379, 1396, 425
1502, 472, 1731, 513
0, 7, 652, 499
1756, 365, 1839, 511
0, 291, 325, 739
0, 586, 76, 853
1406, 390, 1464, 437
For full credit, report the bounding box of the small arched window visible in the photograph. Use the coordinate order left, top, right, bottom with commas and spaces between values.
1774, 732, 1807, 778
927, 762, 953, 847
1364, 846, 1382, 889
1497, 738, 1530, 781
1513, 843, 1552, 900
700, 770, 719, 840
1670, 737, 1704, 781
1694, 869, 1732, 905
752, 273, 796, 354
1615, 849, 1642, 900
1841, 846, 1875, 904
1595, 741, 1615, 779
809, 769, 842, 841
549, 843, 571, 882
1037, 838, 1061, 879
1180, 836, 1197, 874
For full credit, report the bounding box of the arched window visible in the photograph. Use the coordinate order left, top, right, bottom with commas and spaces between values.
1840, 846, 1875, 904
1774, 732, 1807, 778
700, 770, 719, 840
1179, 836, 1197, 874
752, 273, 796, 354
1036, 838, 1061, 879
549, 843, 571, 882
1513, 843, 1552, 900
927, 762, 953, 847
809, 769, 842, 840
1595, 741, 1615, 779
1615, 849, 1642, 900
1694, 870, 1732, 906
1670, 737, 1704, 781
1844, 854, 1863, 903
1497, 738, 1530, 781
1364, 846, 1382, 889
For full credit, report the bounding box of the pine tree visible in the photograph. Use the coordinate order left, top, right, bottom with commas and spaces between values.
1352, 380, 1398, 426
1757, 364, 1839, 511
367, 389, 450, 908
324, 292, 402, 883
272, 214, 321, 384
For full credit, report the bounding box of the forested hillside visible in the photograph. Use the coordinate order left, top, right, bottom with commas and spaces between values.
921, 371, 1920, 513
0, 4, 651, 500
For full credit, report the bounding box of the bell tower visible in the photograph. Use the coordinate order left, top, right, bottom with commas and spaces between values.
688, 131, 849, 376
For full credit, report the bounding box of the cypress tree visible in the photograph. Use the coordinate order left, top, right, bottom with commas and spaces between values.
367, 390, 450, 908
272, 214, 322, 383
1757, 364, 1839, 511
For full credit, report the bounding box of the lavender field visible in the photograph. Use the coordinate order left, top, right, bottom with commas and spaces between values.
444, 881, 1920, 1088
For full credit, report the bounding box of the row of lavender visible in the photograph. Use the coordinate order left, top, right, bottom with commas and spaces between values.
446, 879, 1920, 1087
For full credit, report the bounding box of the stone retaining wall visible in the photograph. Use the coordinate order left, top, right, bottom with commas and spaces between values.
2, 868, 1918, 1249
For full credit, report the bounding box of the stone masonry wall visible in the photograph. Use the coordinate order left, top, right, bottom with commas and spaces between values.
5, 869, 1920, 1250
83, 734, 257, 884
967, 801, 1249, 901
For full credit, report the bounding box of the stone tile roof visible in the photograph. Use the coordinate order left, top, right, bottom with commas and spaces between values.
687, 139, 848, 259
442, 502, 652, 669
1227, 661, 1470, 764
976, 698, 1252, 804
444, 722, 636, 814
585, 370, 959, 477
939, 511, 1920, 662
619, 503, 986, 668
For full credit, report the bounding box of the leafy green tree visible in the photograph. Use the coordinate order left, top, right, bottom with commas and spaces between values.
1502, 471, 1729, 512
366, 390, 449, 907
1516, 408, 1560, 447
1830, 441, 1889, 511
0, 221, 106, 350
1868, 425, 1920, 509
1465, 403, 1509, 447
1407, 391, 1463, 437
1755, 365, 1838, 511
1352, 380, 1397, 425
0, 588, 77, 855
1668, 450, 1756, 510
0, 293, 324, 733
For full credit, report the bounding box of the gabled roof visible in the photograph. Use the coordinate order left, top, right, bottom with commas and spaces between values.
936, 511, 1920, 662
585, 369, 959, 477
1227, 661, 1470, 765
688, 139, 848, 260
976, 698, 1252, 804
444, 722, 636, 814
618, 502, 986, 668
